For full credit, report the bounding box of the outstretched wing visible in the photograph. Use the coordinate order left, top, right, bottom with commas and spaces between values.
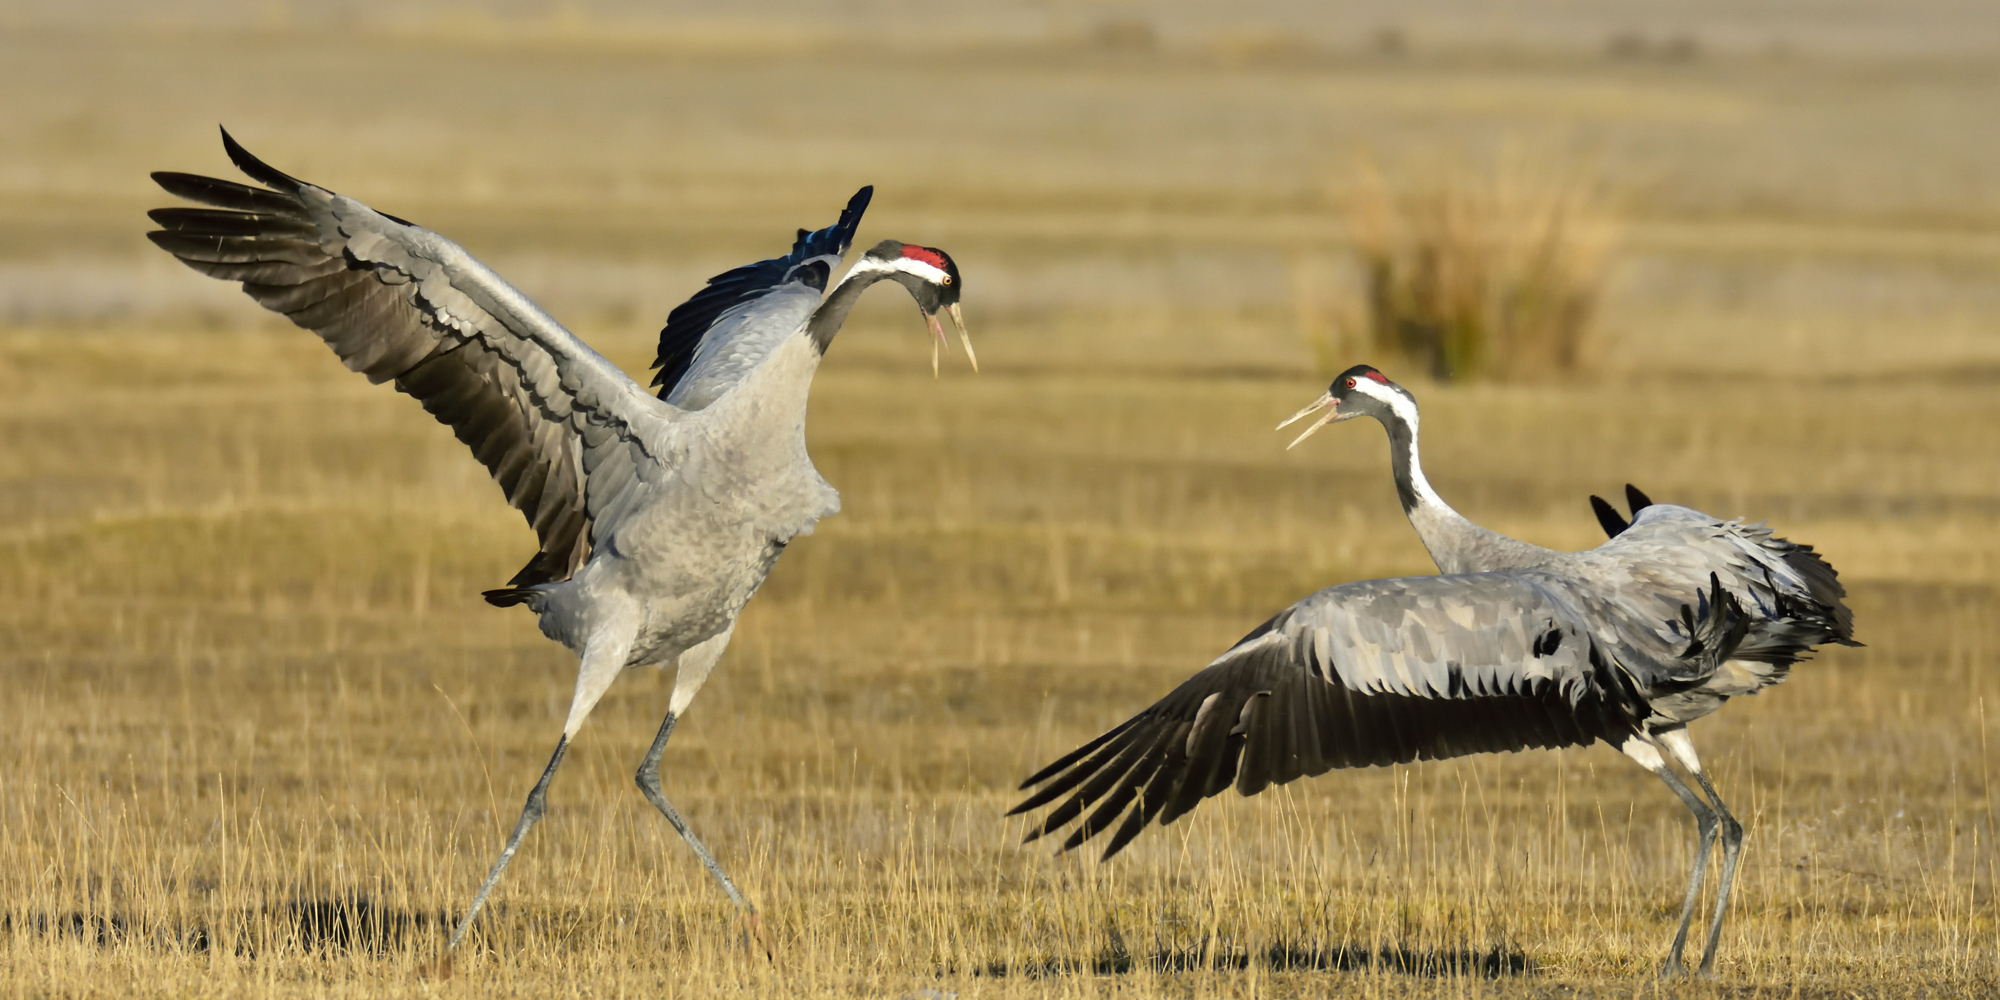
1010, 571, 1746, 860
651, 187, 872, 410
147, 129, 678, 590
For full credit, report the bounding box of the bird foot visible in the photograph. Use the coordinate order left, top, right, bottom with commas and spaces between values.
1657, 959, 1720, 982
415, 954, 455, 981
741, 909, 775, 963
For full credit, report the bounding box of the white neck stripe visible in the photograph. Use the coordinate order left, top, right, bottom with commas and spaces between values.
843, 254, 948, 287
1353, 381, 1447, 512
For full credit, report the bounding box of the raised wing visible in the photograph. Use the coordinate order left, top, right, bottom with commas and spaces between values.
147, 129, 678, 591
1011, 571, 1747, 859
651, 187, 872, 410
1590, 483, 1657, 538
1591, 495, 1630, 537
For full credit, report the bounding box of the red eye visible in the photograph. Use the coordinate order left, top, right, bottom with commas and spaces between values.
1343, 378, 1356, 389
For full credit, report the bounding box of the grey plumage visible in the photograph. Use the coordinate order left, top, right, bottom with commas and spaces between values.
1012, 509, 1843, 848
152, 135, 649, 590
148, 128, 971, 957
1018, 363, 1855, 976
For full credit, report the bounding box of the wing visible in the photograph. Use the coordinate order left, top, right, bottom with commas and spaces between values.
652, 187, 872, 410
1590, 484, 1653, 538
1590, 495, 1630, 537
147, 129, 678, 591
1625, 483, 1654, 515
1009, 571, 1747, 860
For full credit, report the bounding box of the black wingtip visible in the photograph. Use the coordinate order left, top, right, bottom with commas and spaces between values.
1098, 807, 1149, 861
481, 587, 536, 608
1590, 495, 1629, 538
1624, 483, 1654, 515
833, 185, 872, 243
219, 126, 301, 192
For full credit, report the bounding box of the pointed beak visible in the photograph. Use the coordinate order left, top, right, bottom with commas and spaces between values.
924, 309, 949, 379
1277, 391, 1339, 450
947, 302, 976, 372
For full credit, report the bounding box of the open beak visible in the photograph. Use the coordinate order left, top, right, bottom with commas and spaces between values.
922, 305, 977, 378
947, 302, 976, 372
1277, 391, 1338, 449
924, 310, 950, 379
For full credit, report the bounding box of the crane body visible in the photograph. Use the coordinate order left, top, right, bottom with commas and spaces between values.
147, 129, 971, 957
523, 334, 839, 734
1018, 364, 1855, 977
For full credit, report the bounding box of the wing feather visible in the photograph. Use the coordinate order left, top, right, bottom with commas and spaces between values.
151, 171, 309, 217
1012, 572, 1698, 859
148, 129, 681, 590
652, 187, 873, 408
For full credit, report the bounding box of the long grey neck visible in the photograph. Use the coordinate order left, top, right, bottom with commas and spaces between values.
1378, 407, 1556, 574
805, 265, 899, 353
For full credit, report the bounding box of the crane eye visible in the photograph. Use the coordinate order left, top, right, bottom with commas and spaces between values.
1343, 378, 1356, 389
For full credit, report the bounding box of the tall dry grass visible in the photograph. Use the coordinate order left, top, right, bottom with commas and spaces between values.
0, 322, 1995, 998
1335, 157, 1620, 382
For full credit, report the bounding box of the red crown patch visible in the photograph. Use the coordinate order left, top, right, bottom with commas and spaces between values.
900, 245, 949, 270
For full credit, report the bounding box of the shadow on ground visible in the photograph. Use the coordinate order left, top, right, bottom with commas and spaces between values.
5, 897, 451, 955
975, 932, 1532, 979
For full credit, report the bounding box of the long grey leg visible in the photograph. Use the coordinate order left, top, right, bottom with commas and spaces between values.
1690, 769, 1743, 974
446, 735, 570, 952
1619, 734, 1717, 977
1656, 726, 1742, 976
636, 711, 771, 958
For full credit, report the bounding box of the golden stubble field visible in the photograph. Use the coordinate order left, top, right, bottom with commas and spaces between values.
3, 5, 2000, 997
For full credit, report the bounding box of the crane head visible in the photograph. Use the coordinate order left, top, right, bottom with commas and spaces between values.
855, 239, 973, 374
1277, 363, 1411, 448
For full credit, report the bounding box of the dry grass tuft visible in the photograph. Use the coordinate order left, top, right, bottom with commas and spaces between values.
1337, 155, 1620, 383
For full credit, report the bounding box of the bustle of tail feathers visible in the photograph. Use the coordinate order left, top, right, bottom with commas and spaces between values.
482, 587, 538, 608
1711, 511, 1859, 651
1778, 544, 1858, 645
1681, 574, 1751, 671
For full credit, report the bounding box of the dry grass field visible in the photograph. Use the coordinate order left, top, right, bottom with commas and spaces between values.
3, 3, 1999, 997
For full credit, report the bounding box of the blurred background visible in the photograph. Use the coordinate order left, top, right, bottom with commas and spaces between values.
3, 1, 1997, 995
9, 0, 2000, 380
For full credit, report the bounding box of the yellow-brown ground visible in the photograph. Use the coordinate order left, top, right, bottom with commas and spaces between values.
2, 6, 1996, 997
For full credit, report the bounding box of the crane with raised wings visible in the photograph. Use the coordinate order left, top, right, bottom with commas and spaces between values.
147, 129, 974, 957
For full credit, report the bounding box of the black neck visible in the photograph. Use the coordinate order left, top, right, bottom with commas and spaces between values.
1381, 410, 1421, 514
805, 267, 898, 354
